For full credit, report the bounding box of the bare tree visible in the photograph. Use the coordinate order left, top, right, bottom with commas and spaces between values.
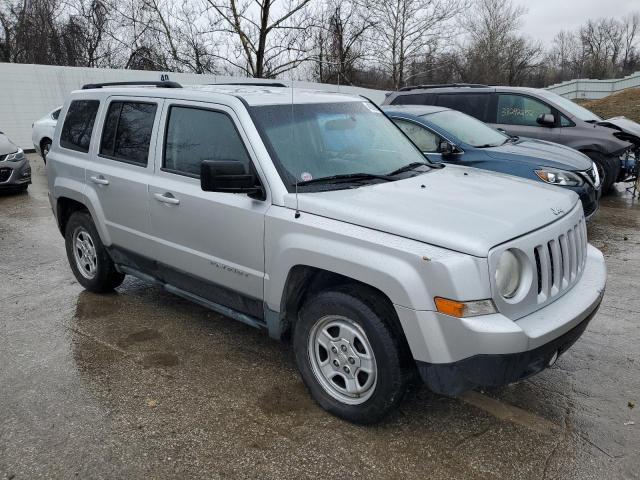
363, 0, 467, 89
312, 0, 373, 84
455, 0, 541, 85
206, 0, 312, 78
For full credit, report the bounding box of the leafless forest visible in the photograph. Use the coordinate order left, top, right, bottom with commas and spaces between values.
0, 0, 638, 89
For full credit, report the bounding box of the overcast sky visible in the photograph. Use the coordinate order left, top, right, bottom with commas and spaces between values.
514, 0, 639, 45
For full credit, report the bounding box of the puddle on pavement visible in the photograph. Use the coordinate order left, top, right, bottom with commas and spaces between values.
141, 351, 180, 368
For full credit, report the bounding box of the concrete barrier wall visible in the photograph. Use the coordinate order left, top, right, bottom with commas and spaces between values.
546, 71, 640, 100
0, 63, 387, 150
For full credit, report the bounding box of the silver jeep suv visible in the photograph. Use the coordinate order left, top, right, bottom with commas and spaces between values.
47, 81, 606, 423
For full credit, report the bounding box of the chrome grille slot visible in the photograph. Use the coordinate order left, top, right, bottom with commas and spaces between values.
535, 217, 587, 304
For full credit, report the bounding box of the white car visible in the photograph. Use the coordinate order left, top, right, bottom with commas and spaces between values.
32, 107, 61, 163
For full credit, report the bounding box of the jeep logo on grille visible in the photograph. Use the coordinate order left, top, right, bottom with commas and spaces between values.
551, 207, 565, 216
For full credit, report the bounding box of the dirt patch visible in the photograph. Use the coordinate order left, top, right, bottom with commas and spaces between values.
577, 88, 640, 122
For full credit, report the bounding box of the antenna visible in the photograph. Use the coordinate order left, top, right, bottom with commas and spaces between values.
292, 79, 301, 219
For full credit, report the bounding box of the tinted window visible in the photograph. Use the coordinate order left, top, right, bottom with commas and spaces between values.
100, 102, 157, 166
391, 93, 432, 105
436, 94, 491, 120
60, 100, 100, 153
52, 108, 61, 120
163, 106, 250, 177
394, 119, 440, 152
497, 95, 553, 126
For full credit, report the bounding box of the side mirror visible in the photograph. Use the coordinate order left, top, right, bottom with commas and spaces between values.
438, 140, 458, 158
536, 113, 555, 126
201, 160, 263, 197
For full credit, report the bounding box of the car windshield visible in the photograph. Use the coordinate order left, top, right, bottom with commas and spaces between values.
536, 90, 602, 122
424, 110, 508, 147
250, 101, 430, 190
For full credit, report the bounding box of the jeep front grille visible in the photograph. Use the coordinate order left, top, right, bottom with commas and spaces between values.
533, 216, 587, 303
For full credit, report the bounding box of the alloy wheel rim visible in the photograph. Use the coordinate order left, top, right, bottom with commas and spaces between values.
307, 315, 377, 405
72, 227, 98, 280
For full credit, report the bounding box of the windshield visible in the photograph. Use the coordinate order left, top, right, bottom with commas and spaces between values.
424, 110, 508, 147
250, 101, 429, 190
536, 90, 602, 122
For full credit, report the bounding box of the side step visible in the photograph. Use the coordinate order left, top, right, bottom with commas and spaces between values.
117, 265, 266, 331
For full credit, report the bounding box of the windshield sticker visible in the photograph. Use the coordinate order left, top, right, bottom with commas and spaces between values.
300, 172, 313, 182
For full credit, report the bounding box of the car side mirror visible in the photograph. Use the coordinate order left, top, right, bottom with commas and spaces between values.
201, 160, 263, 198
438, 140, 458, 158
536, 113, 555, 127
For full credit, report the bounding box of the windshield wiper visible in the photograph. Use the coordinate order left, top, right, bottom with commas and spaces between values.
475, 143, 500, 148
297, 172, 393, 186
387, 161, 429, 176
502, 136, 519, 145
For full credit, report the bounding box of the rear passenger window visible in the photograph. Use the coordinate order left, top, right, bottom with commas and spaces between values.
100, 102, 157, 166
163, 106, 251, 177
435, 94, 491, 121
60, 100, 100, 153
391, 93, 433, 105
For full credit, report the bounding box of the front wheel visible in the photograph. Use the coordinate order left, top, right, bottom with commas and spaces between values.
584, 151, 619, 194
293, 286, 412, 424
64, 211, 125, 292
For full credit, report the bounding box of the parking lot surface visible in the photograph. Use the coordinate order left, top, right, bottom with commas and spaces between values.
1, 155, 638, 479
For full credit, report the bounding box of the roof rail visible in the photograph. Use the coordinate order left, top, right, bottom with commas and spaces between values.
398, 83, 489, 92
209, 82, 288, 88
82, 81, 183, 90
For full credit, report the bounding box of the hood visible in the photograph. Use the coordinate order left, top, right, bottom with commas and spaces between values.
0, 133, 18, 156
596, 116, 640, 146
285, 165, 579, 257
483, 138, 592, 170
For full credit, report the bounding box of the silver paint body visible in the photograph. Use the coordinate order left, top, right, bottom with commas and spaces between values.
47, 86, 607, 365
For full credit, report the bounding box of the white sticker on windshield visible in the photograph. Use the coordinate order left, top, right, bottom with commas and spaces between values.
301, 172, 313, 182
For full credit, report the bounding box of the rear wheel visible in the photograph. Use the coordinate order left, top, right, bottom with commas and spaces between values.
293, 286, 412, 424
65, 211, 125, 292
41, 138, 52, 164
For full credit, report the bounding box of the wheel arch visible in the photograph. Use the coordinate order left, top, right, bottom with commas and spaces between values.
274, 265, 407, 347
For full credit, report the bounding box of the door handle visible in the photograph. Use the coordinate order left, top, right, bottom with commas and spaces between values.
90, 175, 109, 185
153, 192, 180, 205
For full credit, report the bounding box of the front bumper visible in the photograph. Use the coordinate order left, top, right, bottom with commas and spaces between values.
564, 183, 600, 221
0, 158, 31, 188
395, 245, 606, 395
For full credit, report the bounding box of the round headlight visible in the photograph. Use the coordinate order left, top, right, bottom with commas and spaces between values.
495, 250, 521, 299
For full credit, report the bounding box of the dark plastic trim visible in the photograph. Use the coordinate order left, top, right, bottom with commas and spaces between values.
82, 81, 183, 89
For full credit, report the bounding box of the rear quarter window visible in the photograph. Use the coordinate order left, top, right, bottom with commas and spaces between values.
60, 100, 100, 153
435, 94, 491, 121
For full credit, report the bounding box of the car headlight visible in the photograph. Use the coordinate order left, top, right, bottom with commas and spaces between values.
495, 249, 521, 299
4, 148, 24, 162
535, 168, 583, 187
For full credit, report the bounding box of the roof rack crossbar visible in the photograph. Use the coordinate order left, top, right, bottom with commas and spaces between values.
398, 83, 489, 92
82, 81, 183, 90
209, 82, 288, 88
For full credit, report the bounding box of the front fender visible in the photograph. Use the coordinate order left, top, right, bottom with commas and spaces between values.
264, 207, 491, 312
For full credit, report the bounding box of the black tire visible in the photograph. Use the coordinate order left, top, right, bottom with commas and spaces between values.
293, 285, 413, 424
41, 138, 52, 164
64, 211, 125, 292
584, 151, 619, 194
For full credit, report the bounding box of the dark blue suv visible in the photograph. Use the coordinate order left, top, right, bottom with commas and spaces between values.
382, 105, 601, 219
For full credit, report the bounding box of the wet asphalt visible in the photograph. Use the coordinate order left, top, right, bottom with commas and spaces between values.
0, 155, 638, 479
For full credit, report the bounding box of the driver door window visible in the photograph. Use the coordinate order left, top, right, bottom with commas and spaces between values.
497, 95, 553, 126
394, 119, 440, 152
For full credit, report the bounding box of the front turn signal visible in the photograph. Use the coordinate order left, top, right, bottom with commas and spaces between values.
434, 297, 496, 318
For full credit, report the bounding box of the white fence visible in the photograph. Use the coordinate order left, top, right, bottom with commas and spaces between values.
546, 71, 640, 100
0, 63, 387, 150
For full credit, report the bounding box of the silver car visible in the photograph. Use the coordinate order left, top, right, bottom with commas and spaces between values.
0, 132, 30, 192
47, 82, 606, 423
